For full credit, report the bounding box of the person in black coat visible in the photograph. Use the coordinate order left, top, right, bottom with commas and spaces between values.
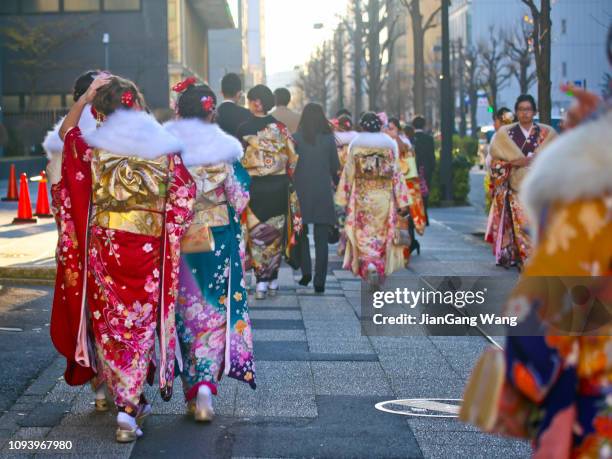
293, 103, 340, 293
216, 73, 251, 138
412, 116, 436, 225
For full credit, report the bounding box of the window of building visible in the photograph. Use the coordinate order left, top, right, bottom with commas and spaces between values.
561, 19, 567, 35
2, 95, 22, 113
0, 1, 19, 14
64, 0, 100, 12
562, 62, 567, 78
103, 0, 140, 11
20, 0, 60, 13
24, 94, 63, 110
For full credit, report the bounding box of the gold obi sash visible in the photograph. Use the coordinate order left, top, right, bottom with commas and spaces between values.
241, 130, 289, 177
354, 148, 394, 190
189, 164, 230, 227
91, 150, 169, 237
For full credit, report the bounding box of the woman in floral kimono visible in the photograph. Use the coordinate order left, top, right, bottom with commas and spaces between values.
332, 114, 357, 257
487, 95, 557, 269
386, 117, 426, 262
164, 80, 256, 422
335, 112, 411, 285
52, 75, 195, 442
237, 84, 301, 299
461, 94, 612, 458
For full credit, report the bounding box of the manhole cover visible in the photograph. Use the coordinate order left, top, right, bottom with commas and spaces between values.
375, 398, 462, 418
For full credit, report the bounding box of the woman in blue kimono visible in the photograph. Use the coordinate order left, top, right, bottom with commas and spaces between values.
165, 79, 256, 423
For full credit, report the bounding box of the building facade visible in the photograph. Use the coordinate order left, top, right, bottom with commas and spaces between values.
450, 0, 610, 127
0, 0, 234, 155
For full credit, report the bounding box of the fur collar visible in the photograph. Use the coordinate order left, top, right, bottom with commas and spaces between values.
522, 109, 612, 230
335, 131, 358, 146
42, 104, 96, 159
83, 109, 180, 159
163, 118, 243, 166
349, 132, 399, 157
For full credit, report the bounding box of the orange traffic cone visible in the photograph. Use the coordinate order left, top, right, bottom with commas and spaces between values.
2, 164, 19, 201
12, 173, 37, 224
34, 171, 53, 218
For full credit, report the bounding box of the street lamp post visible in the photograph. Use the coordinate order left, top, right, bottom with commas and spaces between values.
439, 0, 453, 204
102, 33, 110, 71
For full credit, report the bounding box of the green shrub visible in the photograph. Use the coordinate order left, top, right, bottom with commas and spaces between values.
427, 136, 474, 206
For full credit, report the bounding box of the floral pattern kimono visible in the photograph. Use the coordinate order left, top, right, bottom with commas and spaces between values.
486, 122, 556, 267
164, 118, 256, 400
238, 115, 302, 282
397, 137, 426, 235
334, 130, 358, 257
463, 109, 612, 458
51, 109, 195, 412
335, 132, 411, 281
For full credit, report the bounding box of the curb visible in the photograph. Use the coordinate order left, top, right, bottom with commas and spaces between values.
0, 265, 56, 284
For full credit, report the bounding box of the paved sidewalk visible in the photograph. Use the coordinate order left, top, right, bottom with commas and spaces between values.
0, 207, 529, 458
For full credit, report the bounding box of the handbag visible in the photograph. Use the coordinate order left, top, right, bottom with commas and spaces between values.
393, 214, 411, 247
181, 223, 215, 254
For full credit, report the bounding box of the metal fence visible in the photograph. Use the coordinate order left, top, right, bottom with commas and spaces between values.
2, 109, 69, 157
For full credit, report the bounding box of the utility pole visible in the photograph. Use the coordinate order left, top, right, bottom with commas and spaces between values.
457, 39, 467, 137
439, 0, 453, 203
103, 33, 110, 71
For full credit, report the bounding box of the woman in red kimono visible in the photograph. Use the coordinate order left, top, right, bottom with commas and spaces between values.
51, 75, 195, 442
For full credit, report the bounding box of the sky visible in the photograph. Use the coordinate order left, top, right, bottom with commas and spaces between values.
263, 0, 350, 77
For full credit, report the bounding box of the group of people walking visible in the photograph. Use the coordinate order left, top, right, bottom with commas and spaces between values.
44, 68, 434, 443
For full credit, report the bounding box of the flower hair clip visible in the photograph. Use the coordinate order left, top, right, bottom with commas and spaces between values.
120, 90, 135, 108
172, 76, 197, 93
201, 95, 216, 113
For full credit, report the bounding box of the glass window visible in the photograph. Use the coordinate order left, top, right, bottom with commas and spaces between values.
2, 95, 22, 113
64, 0, 100, 12
21, 0, 60, 13
26, 95, 63, 110
0, 0, 18, 14
103, 0, 140, 11
64, 94, 75, 107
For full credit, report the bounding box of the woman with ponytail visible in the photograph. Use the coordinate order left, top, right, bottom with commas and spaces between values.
164, 79, 256, 422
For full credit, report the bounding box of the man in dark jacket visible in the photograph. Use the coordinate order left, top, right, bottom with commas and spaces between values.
216, 73, 251, 138
412, 116, 436, 225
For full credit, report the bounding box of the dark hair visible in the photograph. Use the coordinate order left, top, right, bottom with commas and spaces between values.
336, 114, 353, 132
274, 87, 291, 106
388, 117, 401, 130
297, 102, 332, 145
177, 84, 217, 120
412, 116, 426, 130
247, 84, 275, 113
73, 70, 98, 102
404, 125, 415, 138
335, 108, 352, 118
221, 73, 242, 97
514, 94, 537, 112
92, 76, 145, 116
495, 107, 514, 122
359, 112, 382, 133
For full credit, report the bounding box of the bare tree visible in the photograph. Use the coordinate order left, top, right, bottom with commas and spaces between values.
362, 0, 404, 111
505, 21, 537, 94
477, 26, 512, 113
332, 25, 348, 114
343, 1, 365, 116
2, 18, 94, 111
400, 0, 441, 116
521, 0, 553, 124
296, 42, 334, 114
464, 47, 480, 139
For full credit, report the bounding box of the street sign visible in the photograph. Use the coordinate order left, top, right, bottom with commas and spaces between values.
375, 398, 461, 418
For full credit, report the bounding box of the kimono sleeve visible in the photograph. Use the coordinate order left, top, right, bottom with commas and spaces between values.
392, 154, 411, 209
63, 126, 90, 162
284, 131, 299, 177
334, 146, 355, 207
225, 161, 251, 215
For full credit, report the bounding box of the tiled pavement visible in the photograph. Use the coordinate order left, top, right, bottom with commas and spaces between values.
0, 207, 531, 458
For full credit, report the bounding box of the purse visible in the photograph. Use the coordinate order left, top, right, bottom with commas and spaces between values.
181, 223, 215, 254
393, 214, 411, 247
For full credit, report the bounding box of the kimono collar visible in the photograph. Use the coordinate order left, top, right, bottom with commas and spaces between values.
335, 130, 358, 146
42, 104, 97, 158
83, 109, 181, 159
521, 109, 612, 231
349, 132, 399, 157
163, 118, 243, 167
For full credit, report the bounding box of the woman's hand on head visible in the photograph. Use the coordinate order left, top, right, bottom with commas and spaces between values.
561, 84, 601, 129
84, 75, 112, 104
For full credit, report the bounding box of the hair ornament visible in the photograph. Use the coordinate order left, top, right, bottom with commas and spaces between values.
200, 95, 216, 113
172, 76, 197, 93
120, 90, 135, 108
